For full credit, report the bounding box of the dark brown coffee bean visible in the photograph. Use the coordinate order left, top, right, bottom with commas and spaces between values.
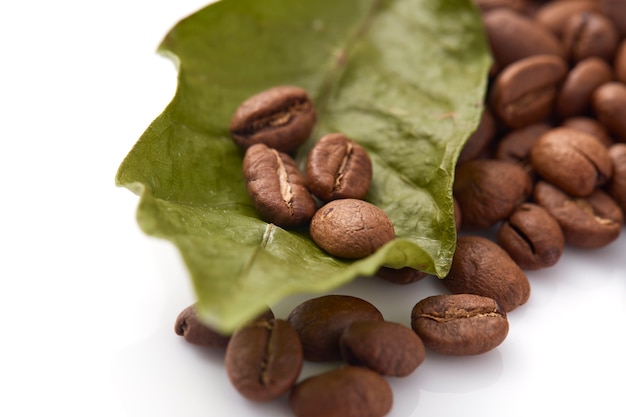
454, 159, 533, 228
494, 123, 551, 170
174, 303, 232, 349
174, 304, 274, 349
592, 82, 626, 143
607, 144, 626, 213
457, 107, 496, 164
561, 116, 614, 147
305, 133, 372, 202
530, 127, 613, 197
286, 295, 384, 362
615, 40, 626, 84
555, 57, 613, 119
442, 236, 531, 312
535, 0, 601, 39
411, 294, 509, 356
483, 9, 566, 72
599, 0, 626, 39
497, 202, 565, 270
562, 11, 619, 63
339, 320, 425, 377
243, 143, 316, 227
230, 86, 316, 153
490, 54, 568, 128
310, 199, 395, 259
289, 366, 393, 417
376, 266, 427, 285
225, 318, 303, 402
534, 180, 623, 249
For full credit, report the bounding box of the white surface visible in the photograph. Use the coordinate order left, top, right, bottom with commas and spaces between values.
1, 1, 625, 416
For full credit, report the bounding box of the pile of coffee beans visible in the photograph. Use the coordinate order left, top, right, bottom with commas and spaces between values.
173, 1, 626, 416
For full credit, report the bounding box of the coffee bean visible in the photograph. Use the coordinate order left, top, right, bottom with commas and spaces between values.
243, 143, 316, 227
305, 133, 372, 202
599, 0, 626, 39
535, 0, 601, 39
286, 295, 384, 362
376, 266, 427, 285
453, 159, 533, 228
490, 54, 568, 128
174, 304, 275, 349
592, 82, 626, 143
534, 180, 623, 248
339, 320, 425, 377
229, 86, 316, 153
555, 57, 613, 118
310, 199, 395, 259
441, 236, 531, 312
224, 318, 303, 402
494, 123, 551, 170
615, 40, 626, 84
289, 366, 393, 417
530, 127, 613, 197
561, 116, 614, 148
562, 11, 619, 63
607, 143, 626, 213
483, 9, 566, 72
497, 202, 565, 270
457, 107, 496, 164
411, 294, 509, 356
174, 303, 232, 349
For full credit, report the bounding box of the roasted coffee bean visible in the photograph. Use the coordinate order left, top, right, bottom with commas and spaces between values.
411, 294, 509, 356
340, 320, 425, 377
289, 366, 393, 417
243, 143, 316, 227
286, 295, 384, 362
615, 40, 626, 84
174, 303, 232, 349
174, 304, 274, 349
494, 123, 551, 170
562, 11, 619, 63
535, 0, 601, 39
592, 82, 626, 143
376, 266, 427, 285
562, 116, 614, 148
530, 127, 613, 197
490, 54, 568, 128
310, 199, 395, 259
454, 159, 533, 228
457, 107, 496, 164
600, 0, 626, 39
534, 180, 623, 248
497, 203, 565, 270
305, 133, 372, 202
482, 9, 566, 72
607, 144, 626, 213
230, 86, 316, 153
224, 318, 303, 402
555, 57, 613, 118
441, 235, 531, 312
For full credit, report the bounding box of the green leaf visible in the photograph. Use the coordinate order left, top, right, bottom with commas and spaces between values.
116, 0, 491, 333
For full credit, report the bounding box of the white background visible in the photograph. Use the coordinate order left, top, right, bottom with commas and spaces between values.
1, 1, 625, 416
